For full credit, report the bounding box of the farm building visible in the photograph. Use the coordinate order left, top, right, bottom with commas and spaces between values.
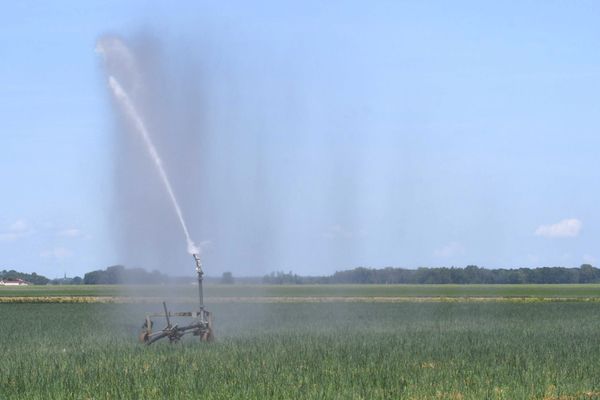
0, 278, 30, 286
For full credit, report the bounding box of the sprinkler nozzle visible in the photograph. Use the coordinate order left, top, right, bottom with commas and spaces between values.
192, 253, 202, 274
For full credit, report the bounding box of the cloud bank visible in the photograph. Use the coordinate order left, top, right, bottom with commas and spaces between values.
535, 218, 582, 238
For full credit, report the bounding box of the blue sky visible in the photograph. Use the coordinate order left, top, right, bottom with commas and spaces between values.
1, 1, 599, 278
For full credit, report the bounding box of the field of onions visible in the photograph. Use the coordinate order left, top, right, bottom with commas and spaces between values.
1, 301, 599, 399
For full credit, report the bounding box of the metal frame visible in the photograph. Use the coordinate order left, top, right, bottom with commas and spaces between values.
139, 253, 213, 344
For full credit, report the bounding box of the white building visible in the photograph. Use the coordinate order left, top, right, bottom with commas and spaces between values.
0, 278, 30, 286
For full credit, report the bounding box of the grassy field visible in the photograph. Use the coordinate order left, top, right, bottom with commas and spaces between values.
2, 283, 600, 300
1, 300, 600, 399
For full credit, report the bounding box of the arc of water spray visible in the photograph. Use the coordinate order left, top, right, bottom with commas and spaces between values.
108, 76, 199, 255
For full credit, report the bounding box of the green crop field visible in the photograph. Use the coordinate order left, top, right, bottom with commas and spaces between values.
1, 300, 600, 399
2, 283, 600, 301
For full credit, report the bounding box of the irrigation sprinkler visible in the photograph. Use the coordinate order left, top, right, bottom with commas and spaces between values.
139, 254, 213, 344
100, 39, 213, 345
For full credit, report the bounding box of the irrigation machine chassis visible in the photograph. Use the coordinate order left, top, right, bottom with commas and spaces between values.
139, 254, 213, 344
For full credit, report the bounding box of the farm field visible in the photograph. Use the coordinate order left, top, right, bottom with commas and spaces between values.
2, 283, 600, 301
1, 300, 600, 399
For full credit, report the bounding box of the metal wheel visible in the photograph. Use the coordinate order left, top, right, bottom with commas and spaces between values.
139, 331, 150, 343
200, 328, 213, 342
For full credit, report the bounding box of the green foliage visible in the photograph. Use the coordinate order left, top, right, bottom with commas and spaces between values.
262, 271, 304, 284
83, 265, 170, 284
274, 264, 600, 285
1, 302, 600, 399
50, 276, 83, 285
0, 269, 49, 285
220, 272, 234, 284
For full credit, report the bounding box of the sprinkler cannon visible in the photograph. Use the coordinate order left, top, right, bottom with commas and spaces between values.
139, 253, 213, 344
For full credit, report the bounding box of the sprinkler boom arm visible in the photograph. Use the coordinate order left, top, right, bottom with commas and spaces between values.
193, 253, 204, 311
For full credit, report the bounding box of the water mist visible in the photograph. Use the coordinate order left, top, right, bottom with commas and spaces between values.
97, 36, 200, 259
107, 76, 199, 255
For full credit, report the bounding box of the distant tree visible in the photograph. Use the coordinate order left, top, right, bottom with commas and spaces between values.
263, 271, 304, 284
83, 269, 103, 284
0, 269, 49, 285
83, 265, 170, 284
281, 264, 600, 285
220, 272, 234, 284
579, 264, 598, 283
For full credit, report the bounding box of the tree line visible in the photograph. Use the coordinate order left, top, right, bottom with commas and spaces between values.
0, 269, 51, 285
263, 264, 600, 284
83, 265, 171, 284
4, 264, 600, 285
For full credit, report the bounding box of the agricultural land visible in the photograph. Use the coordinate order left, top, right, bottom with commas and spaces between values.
1, 285, 600, 399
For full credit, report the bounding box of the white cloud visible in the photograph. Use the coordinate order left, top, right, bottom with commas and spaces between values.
535, 218, 582, 238
40, 247, 73, 260
10, 220, 29, 233
434, 242, 464, 258
57, 228, 82, 238
0, 219, 33, 241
